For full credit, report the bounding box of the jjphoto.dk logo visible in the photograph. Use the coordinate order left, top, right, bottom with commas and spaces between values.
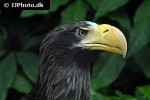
4, 2, 44, 8
1, 0, 50, 10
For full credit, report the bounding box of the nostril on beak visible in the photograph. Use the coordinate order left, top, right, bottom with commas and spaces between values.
103, 29, 109, 33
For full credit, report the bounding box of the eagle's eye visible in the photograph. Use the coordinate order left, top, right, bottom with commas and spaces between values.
76, 29, 88, 38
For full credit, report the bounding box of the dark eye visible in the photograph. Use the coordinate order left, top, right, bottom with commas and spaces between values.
77, 29, 88, 37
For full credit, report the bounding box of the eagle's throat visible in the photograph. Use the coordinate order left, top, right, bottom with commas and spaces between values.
37, 50, 92, 100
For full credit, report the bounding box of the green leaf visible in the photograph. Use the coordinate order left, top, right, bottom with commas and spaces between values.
92, 52, 126, 89
94, 0, 129, 20
0, 27, 7, 41
128, 0, 150, 57
134, 46, 150, 79
23, 36, 42, 50
136, 85, 150, 100
0, 50, 6, 58
107, 8, 131, 31
87, 0, 101, 10
61, 0, 86, 24
107, 95, 136, 100
20, 10, 50, 17
51, 0, 69, 12
0, 53, 16, 100
0, 27, 7, 48
12, 74, 33, 94
90, 88, 107, 100
17, 52, 39, 83
109, 90, 137, 100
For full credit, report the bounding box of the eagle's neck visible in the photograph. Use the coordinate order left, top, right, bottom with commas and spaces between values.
37, 50, 93, 100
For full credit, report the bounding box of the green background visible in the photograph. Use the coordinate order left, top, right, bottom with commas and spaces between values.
0, 0, 150, 100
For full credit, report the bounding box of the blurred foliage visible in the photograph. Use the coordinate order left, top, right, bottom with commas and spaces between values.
0, 0, 150, 100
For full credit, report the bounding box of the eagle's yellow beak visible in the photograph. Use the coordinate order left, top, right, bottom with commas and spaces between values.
81, 24, 127, 58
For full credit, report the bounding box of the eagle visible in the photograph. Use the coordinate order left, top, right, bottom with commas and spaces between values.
20, 21, 127, 100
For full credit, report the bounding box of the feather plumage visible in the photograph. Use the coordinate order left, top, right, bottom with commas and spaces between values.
20, 21, 99, 100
